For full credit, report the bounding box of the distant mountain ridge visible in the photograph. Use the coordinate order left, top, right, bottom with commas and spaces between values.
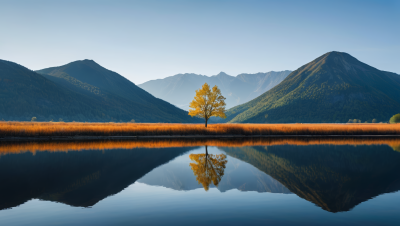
226, 51, 400, 123
0, 59, 199, 122
138, 71, 292, 110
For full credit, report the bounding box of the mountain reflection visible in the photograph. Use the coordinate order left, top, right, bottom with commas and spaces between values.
0, 147, 191, 210
221, 145, 400, 212
189, 146, 227, 191
0, 139, 400, 213
138, 146, 291, 193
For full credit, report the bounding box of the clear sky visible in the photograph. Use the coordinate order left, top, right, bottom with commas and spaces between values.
1, 0, 399, 84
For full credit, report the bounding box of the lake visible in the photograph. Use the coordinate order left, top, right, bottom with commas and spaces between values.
0, 139, 400, 225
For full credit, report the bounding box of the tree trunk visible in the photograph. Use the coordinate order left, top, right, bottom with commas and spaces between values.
204, 146, 208, 168
205, 118, 208, 128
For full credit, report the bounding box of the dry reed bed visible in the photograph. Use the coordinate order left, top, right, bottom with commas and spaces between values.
1, 137, 400, 155
0, 122, 400, 137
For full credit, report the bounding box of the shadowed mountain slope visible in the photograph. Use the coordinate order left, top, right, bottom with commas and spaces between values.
0, 59, 198, 122
226, 52, 400, 123
0, 147, 191, 210
138, 71, 291, 110
0, 60, 114, 122
221, 145, 400, 212
34, 60, 199, 122
37, 60, 153, 105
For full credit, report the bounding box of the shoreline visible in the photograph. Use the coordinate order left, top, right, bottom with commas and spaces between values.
1, 122, 400, 140
1, 134, 400, 142
1, 135, 399, 155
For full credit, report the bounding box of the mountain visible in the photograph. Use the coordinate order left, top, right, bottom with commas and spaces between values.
138, 71, 291, 110
0, 59, 110, 122
0, 59, 199, 122
226, 51, 400, 123
0, 59, 198, 122
0, 146, 191, 210
221, 144, 400, 212
35, 59, 200, 122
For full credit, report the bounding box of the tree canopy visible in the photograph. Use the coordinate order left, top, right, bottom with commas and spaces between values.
390, 114, 400, 124
189, 83, 226, 127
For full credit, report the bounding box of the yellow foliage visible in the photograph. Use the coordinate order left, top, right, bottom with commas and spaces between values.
189, 83, 226, 127
189, 147, 227, 191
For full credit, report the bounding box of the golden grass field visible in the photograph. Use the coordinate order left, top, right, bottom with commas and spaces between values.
0, 122, 399, 137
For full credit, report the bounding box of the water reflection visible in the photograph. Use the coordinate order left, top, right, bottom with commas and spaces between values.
139, 146, 291, 193
0, 147, 191, 210
189, 146, 227, 191
0, 138, 400, 214
1, 137, 400, 155
221, 145, 400, 212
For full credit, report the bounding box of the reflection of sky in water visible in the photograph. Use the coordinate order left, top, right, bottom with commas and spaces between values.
1, 144, 400, 225
1, 183, 400, 226
139, 147, 291, 193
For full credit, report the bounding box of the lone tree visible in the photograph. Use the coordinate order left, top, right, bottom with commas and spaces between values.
189, 83, 226, 127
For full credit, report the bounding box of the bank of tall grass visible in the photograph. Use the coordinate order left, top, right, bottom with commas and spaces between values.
0, 122, 400, 137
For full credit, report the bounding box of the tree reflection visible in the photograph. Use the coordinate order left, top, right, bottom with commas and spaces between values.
189, 146, 227, 191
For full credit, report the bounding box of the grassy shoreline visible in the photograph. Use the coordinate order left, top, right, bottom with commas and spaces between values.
1, 134, 400, 142
0, 122, 400, 138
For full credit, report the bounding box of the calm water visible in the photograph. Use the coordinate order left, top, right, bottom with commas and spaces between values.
1, 142, 400, 225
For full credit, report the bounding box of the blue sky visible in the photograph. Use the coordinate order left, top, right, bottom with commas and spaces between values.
1, 0, 399, 84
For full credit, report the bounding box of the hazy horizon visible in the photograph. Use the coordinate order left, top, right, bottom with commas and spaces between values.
1, 0, 399, 84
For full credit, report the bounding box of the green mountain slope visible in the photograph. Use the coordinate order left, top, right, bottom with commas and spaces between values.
138, 71, 291, 110
0, 60, 108, 121
0, 59, 198, 122
226, 51, 400, 123
37, 60, 154, 105
35, 59, 200, 122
